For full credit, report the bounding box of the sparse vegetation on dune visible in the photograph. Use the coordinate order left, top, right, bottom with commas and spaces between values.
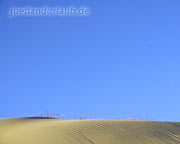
28, 113, 154, 121
29, 113, 62, 119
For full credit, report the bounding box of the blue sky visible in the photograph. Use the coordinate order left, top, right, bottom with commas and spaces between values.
0, 0, 180, 121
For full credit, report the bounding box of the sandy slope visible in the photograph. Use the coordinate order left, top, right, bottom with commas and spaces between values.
0, 117, 180, 144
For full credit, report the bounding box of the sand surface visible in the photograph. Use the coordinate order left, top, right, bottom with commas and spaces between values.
0, 117, 180, 144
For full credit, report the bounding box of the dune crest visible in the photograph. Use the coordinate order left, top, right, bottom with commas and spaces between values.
0, 118, 180, 144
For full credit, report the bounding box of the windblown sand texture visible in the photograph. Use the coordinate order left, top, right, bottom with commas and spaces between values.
0, 117, 180, 144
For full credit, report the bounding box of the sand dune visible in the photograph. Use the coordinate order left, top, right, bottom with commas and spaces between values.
0, 117, 180, 144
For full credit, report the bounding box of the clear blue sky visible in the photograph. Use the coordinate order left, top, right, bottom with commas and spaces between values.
0, 0, 180, 121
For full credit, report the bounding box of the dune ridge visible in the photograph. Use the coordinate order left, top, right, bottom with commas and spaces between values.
0, 117, 180, 144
